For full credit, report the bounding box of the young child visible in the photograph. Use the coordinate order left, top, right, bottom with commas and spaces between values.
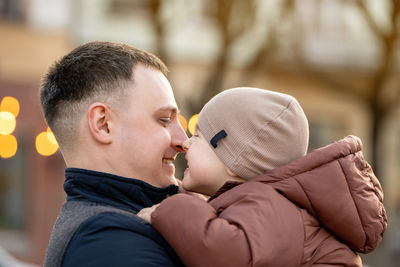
138, 87, 387, 267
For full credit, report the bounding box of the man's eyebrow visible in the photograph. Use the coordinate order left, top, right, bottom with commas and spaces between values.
154, 106, 179, 114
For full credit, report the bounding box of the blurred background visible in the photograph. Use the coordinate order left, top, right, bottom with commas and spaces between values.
0, 0, 399, 266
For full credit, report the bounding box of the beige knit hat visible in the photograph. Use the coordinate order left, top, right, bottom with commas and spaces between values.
197, 87, 309, 180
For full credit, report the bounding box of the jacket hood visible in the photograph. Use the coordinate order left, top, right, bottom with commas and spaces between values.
250, 135, 387, 253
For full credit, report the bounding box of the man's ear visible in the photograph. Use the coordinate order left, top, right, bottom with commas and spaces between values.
87, 102, 113, 144
225, 167, 239, 178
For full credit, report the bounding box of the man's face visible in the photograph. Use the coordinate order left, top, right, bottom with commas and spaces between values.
112, 64, 187, 187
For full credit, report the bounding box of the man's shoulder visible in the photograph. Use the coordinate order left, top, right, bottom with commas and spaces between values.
76, 211, 161, 239
65, 201, 169, 246
62, 207, 183, 267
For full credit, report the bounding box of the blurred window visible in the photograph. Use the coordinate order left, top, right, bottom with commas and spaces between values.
108, 0, 149, 15
0, 142, 25, 230
0, 0, 24, 21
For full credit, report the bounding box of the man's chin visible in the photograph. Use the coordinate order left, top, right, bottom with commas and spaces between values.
169, 176, 179, 186
158, 175, 178, 187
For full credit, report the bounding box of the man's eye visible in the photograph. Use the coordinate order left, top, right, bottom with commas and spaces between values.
159, 118, 171, 125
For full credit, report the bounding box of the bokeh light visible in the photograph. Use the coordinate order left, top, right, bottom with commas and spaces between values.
0, 134, 18, 158
36, 130, 59, 156
0, 96, 20, 118
47, 127, 58, 145
0, 111, 16, 135
178, 114, 188, 132
188, 114, 199, 135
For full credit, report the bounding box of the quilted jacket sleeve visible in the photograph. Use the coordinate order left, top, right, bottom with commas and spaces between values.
151, 194, 251, 267
151, 183, 304, 267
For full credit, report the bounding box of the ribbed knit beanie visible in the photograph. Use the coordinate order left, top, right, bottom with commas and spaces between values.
197, 87, 309, 180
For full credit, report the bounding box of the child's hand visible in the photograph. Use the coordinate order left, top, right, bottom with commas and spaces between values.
137, 204, 160, 223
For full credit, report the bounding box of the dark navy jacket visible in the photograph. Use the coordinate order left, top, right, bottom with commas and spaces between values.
60, 168, 184, 267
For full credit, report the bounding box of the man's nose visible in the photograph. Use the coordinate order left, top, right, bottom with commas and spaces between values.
172, 121, 188, 152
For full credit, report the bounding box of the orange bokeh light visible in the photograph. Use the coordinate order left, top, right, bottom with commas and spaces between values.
36, 130, 59, 156
0, 134, 18, 158
178, 115, 188, 132
188, 114, 199, 135
0, 96, 20, 118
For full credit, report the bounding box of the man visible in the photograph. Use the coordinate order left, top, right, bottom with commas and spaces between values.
41, 41, 187, 266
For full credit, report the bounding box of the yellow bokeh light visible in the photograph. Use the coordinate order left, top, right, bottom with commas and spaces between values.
0, 96, 20, 118
0, 134, 18, 158
36, 131, 59, 156
0, 111, 16, 135
178, 115, 188, 132
188, 114, 199, 135
47, 127, 58, 145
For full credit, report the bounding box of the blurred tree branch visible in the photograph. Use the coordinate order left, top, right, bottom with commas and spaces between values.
148, 0, 167, 63
242, 0, 294, 84
355, 0, 387, 39
295, 0, 400, 174
187, 0, 258, 115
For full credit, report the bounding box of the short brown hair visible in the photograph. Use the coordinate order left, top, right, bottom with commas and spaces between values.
39, 41, 168, 146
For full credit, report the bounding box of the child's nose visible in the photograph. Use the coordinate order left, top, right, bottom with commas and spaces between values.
183, 138, 192, 151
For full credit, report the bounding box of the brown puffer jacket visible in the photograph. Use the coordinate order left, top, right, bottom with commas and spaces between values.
152, 136, 387, 267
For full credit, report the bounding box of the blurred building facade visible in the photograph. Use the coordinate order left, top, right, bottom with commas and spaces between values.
0, 0, 399, 266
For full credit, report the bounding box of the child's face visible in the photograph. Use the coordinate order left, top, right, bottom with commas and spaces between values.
182, 127, 233, 196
